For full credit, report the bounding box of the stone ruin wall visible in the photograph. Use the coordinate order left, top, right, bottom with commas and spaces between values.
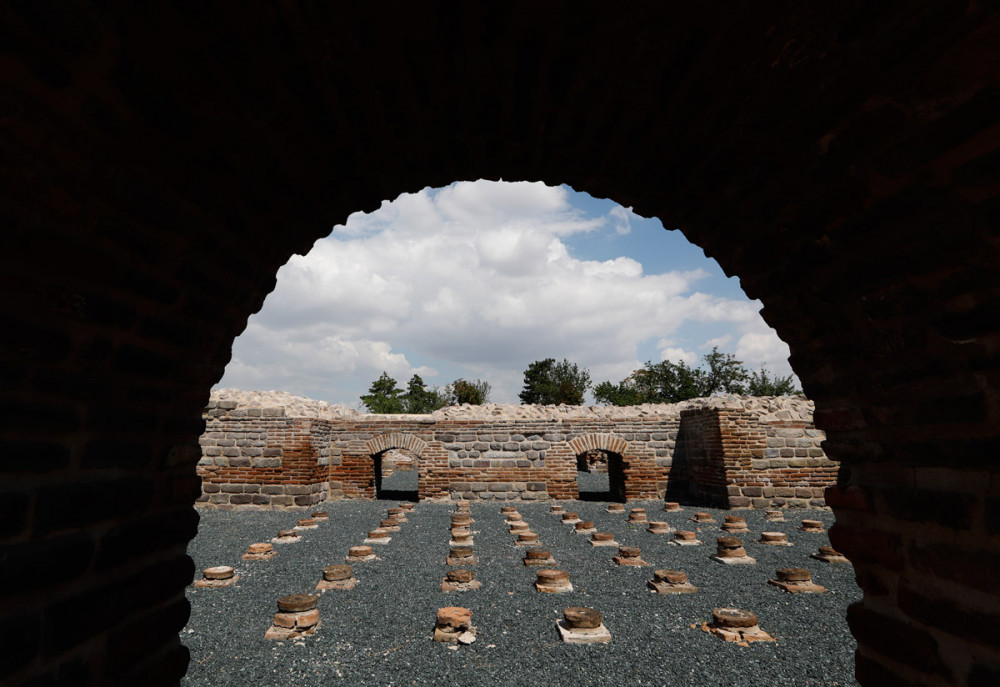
197, 391, 835, 510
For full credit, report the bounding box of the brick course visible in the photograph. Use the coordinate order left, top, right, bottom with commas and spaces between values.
197, 396, 833, 509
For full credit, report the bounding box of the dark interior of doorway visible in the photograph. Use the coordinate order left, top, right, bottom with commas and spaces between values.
576, 450, 626, 502
373, 450, 418, 501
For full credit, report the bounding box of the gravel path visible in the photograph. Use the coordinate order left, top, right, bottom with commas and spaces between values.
182, 501, 859, 686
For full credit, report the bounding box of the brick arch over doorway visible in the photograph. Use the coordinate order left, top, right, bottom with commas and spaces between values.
365, 433, 428, 460
3, 4, 999, 686
567, 433, 629, 457
365, 432, 427, 499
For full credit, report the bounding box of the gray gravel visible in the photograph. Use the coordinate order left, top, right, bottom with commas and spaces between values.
182, 501, 859, 686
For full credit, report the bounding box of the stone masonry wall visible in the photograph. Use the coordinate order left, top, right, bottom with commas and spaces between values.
196, 394, 829, 510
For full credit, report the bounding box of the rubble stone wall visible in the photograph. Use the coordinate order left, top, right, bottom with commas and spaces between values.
197, 394, 831, 509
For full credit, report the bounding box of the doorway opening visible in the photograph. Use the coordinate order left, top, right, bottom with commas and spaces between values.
576, 449, 626, 502
373, 448, 419, 501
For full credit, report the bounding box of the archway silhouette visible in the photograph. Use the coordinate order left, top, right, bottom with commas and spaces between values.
4, 5, 999, 685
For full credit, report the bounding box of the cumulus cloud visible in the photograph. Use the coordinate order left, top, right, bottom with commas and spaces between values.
658, 345, 699, 366
217, 180, 794, 405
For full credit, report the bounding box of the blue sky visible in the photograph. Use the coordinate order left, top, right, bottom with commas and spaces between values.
215, 180, 794, 408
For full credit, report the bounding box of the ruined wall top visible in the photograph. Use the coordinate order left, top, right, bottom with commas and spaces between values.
208, 388, 814, 423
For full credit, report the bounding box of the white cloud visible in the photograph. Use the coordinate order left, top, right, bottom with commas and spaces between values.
658, 346, 698, 366
609, 205, 634, 235
216, 180, 793, 405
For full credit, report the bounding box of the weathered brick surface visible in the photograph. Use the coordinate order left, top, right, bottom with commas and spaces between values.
196, 399, 833, 507
3, 3, 999, 685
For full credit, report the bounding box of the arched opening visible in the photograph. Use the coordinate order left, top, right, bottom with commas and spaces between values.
4, 6, 998, 686
575, 449, 626, 502
372, 447, 419, 501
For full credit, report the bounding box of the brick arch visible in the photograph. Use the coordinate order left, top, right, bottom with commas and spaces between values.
567, 433, 628, 457
3, 5, 999, 686
365, 433, 428, 459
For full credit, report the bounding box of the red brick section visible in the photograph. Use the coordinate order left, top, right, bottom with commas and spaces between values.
199, 410, 771, 506
2, 3, 999, 685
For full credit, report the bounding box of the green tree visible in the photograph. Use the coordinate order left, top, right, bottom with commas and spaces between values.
445, 378, 491, 405
746, 368, 799, 396
594, 347, 798, 405
360, 372, 405, 413
519, 358, 591, 405
402, 374, 448, 413
698, 347, 749, 396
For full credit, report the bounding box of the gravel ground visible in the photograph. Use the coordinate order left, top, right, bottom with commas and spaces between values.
182, 500, 859, 687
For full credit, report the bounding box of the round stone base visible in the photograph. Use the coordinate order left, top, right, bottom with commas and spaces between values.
194, 575, 239, 588
441, 579, 483, 592
768, 579, 827, 594
523, 556, 557, 566
612, 556, 649, 567
446, 555, 479, 566
316, 577, 358, 591
556, 619, 611, 644
647, 580, 698, 594
701, 622, 774, 645
710, 554, 757, 565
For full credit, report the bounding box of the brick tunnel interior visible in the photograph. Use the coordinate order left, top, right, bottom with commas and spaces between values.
2, 3, 999, 685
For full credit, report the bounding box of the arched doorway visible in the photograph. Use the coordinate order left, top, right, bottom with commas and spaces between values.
364, 433, 427, 501
372, 447, 419, 501
4, 6, 999, 685
575, 449, 626, 502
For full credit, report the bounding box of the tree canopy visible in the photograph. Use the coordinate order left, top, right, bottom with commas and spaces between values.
593, 347, 798, 405
360, 373, 491, 413
518, 358, 592, 405
359, 372, 406, 413
444, 378, 492, 405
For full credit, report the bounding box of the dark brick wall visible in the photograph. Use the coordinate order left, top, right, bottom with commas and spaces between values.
2, 2, 998, 685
